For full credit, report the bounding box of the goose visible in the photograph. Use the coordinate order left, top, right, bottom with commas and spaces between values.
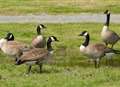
0, 32, 29, 61
101, 10, 120, 48
31, 24, 46, 48
16, 36, 59, 74
79, 31, 120, 68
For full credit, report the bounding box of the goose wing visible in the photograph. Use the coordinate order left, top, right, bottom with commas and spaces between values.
32, 36, 46, 48
20, 48, 49, 62
106, 30, 120, 40
86, 43, 107, 57
7, 41, 28, 48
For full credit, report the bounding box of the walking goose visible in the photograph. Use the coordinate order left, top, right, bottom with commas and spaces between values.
79, 31, 120, 68
16, 36, 59, 74
101, 10, 120, 48
31, 24, 46, 48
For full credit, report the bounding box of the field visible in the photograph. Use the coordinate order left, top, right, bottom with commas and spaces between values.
0, 0, 120, 15
0, 23, 120, 87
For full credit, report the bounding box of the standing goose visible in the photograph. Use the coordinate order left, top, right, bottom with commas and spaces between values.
101, 10, 120, 48
16, 36, 59, 74
31, 24, 46, 48
79, 31, 120, 68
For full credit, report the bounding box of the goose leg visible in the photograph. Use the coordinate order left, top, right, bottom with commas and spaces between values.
105, 42, 108, 47
111, 44, 114, 49
106, 58, 109, 66
94, 60, 97, 68
109, 58, 113, 66
39, 63, 43, 73
26, 65, 32, 74
97, 58, 100, 68
94, 58, 100, 68
15, 57, 17, 62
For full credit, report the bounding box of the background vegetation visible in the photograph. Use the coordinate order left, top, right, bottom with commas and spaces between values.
0, 0, 120, 15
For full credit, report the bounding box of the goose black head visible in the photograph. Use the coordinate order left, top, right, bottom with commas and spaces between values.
79, 31, 88, 36
39, 24, 46, 29
5, 32, 14, 41
48, 36, 59, 42
104, 10, 110, 14
37, 24, 46, 35
47, 36, 59, 52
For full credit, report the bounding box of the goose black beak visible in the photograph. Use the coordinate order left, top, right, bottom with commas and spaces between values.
104, 10, 109, 14
56, 39, 59, 42
78, 33, 83, 36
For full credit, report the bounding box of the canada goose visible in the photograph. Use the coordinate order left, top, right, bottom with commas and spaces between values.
101, 10, 120, 48
31, 24, 46, 48
0, 32, 29, 61
79, 31, 120, 68
16, 36, 59, 74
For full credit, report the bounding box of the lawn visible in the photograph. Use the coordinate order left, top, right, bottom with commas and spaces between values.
0, 23, 120, 87
0, 0, 120, 15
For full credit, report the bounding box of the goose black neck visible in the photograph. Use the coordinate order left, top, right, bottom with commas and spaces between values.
82, 34, 90, 47
37, 26, 41, 35
47, 38, 53, 51
105, 13, 110, 26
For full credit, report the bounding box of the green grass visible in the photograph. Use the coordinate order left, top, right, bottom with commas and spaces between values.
0, 23, 120, 87
0, 0, 120, 15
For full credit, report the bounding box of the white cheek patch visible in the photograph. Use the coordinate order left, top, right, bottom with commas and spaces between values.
40, 25, 43, 29
9, 35, 13, 39
50, 37, 55, 42
84, 32, 88, 36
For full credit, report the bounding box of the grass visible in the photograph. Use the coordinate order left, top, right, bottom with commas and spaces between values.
0, 0, 120, 15
0, 23, 120, 87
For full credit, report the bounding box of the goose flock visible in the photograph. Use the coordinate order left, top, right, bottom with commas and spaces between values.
0, 10, 120, 74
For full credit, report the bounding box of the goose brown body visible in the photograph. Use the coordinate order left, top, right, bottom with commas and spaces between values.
31, 36, 46, 48
19, 48, 49, 64
81, 43, 113, 59
7, 41, 28, 49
